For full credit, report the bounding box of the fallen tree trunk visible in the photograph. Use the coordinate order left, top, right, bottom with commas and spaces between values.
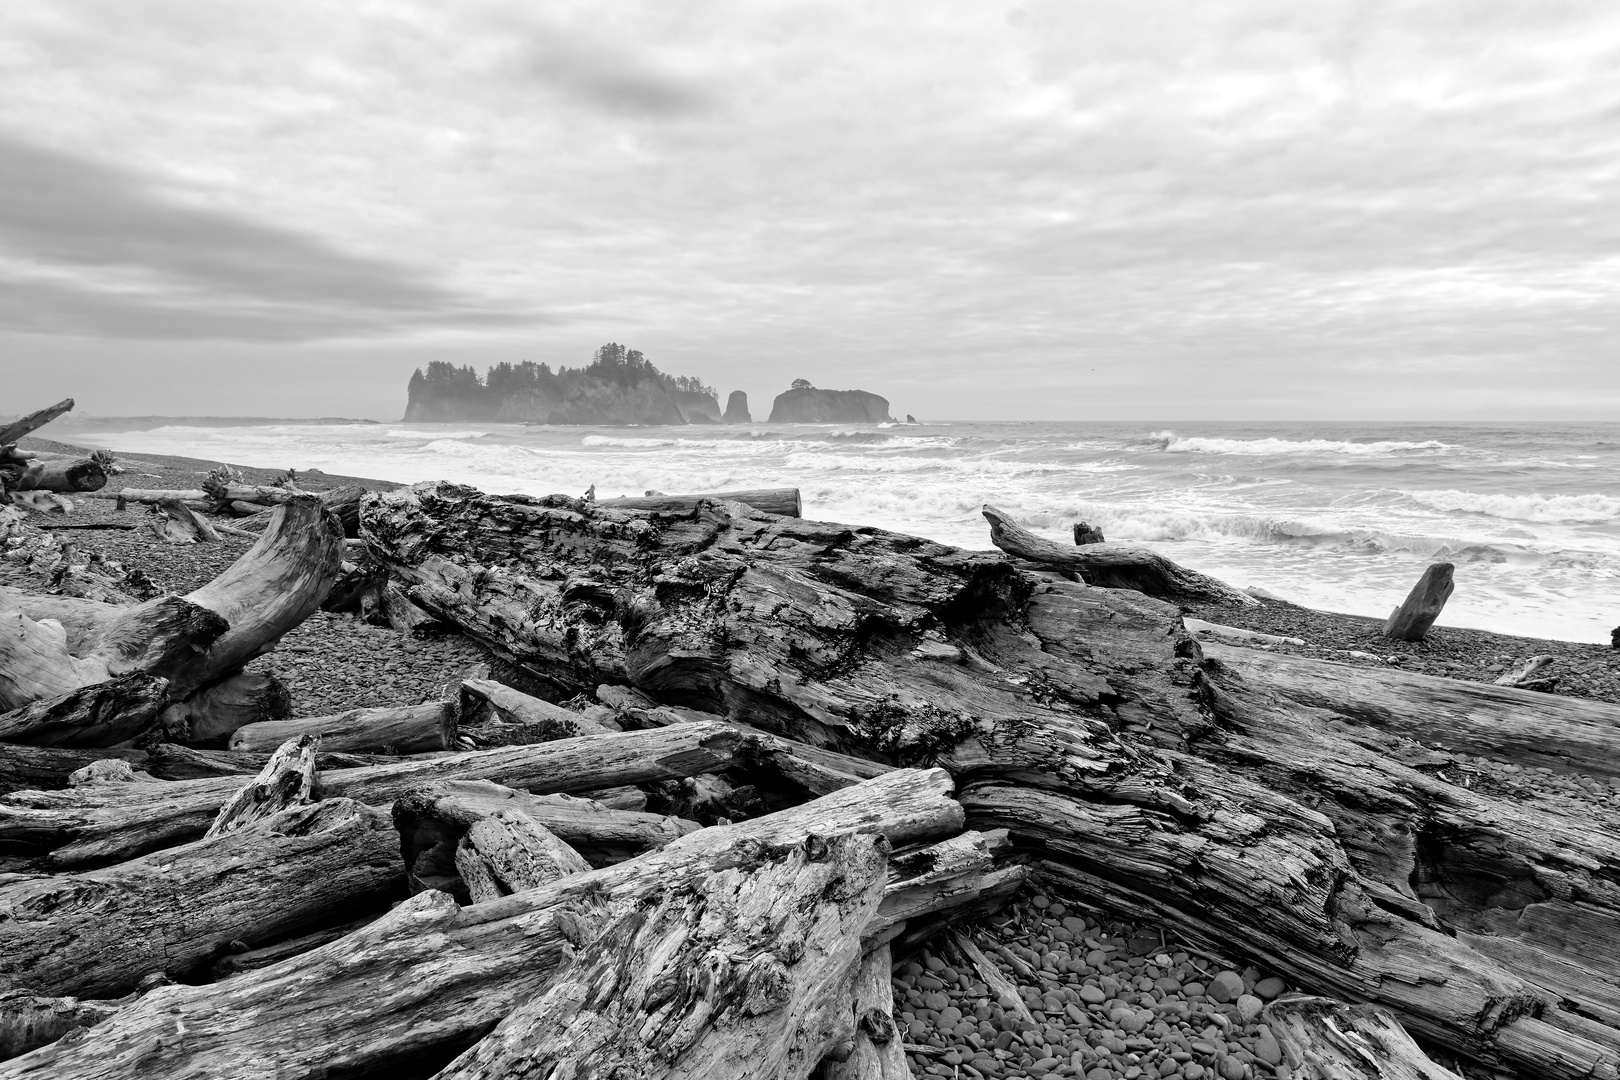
351, 482, 1620, 1078
453, 810, 590, 904
1385, 562, 1455, 641
1262, 995, 1464, 1079
0, 797, 399, 999
166, 670, 292, 747
599, 486, 802, 517
981, 503, 1256, 606
144, 499, 219, 544
1205, 642, 1620, 781
13, 459, 106, 495
458, 677, 614, 745
0, 769, 957, 1079
0, 721, 751, 868
228, 700, 457, 754
141, 742, 417, 780
0, 400, 73, 447
0, 674, 170, 747
394, 778, 696, 893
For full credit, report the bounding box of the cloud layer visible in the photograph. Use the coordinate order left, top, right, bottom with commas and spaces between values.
1, 0, 1617, 417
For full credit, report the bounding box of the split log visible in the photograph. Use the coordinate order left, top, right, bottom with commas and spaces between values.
1262, 995, 1464, 1079
207, 914, 376, 978
1205, 642, 1620, 781
1495, 654, 1558, 691
317, 484, 367, 537
876, 830, 1020, 938
821, 944, 908, 1080
434, 832, 881, 1080
0, 797, 398, 999
0, 745, 146, 796
13, 458, 106, 495
599, 486, 802, 517
454, 811, 590, 903
167, 669, 293, 747
459, 677, 614, 745
1384, 562, 1455, 641
982, 504, 1256, 606
0, 400, 73, 447
205, 734, 317, 839
393, 778, 696, 894
0, 768, 958, 1079
0, 721, 751, 868
0, 991, 118, 1063
144, 499, 220, 544
353, 482, 1620, 1078
228, 700, 457, 754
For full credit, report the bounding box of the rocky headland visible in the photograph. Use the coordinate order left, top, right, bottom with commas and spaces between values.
767, 380, 893, 423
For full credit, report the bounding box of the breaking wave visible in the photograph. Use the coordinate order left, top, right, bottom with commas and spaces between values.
1402, 489, 1620, 523
1148, 431, 1452, 456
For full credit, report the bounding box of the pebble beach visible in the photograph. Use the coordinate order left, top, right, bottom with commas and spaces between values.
10, 437, 1613, 1080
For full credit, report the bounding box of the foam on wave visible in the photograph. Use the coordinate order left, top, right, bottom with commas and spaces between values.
1148, 430, 1452, 456
1402, 489, 1620, 523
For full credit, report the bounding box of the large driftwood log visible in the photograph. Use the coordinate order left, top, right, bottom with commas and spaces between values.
1262, 995, 1465, 1079
434, 832, 881, 1080
459, 677, 614, 745
981, 503, 1257, 606
0, 797, 398, 999
166, 670, 292, 747
141, 743, 418, 780
0, 745, 146, 796
0, 769, 958, 1079
598, 486, 802, 517
453, 810, 590, 904
394, 778, 695, 895
0, 674, 170, 747
228, 700, 457, 754
13, 459, 107, 495
0, 721, 750, 868
1384, 562, 1455, 641
352, 482, 1620, 1078
1206, 642, 1620, 781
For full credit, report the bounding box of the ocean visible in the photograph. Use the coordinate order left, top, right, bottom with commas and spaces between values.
72, 419, 1620, 645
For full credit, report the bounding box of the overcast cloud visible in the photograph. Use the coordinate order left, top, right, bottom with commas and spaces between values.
2, 0, 1617, 419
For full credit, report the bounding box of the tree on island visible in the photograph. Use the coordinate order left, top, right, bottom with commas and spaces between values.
791, 378, 814, 390
405, 345, 716, 421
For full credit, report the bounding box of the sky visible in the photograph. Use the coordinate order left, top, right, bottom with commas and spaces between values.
2, 0, 1618, 421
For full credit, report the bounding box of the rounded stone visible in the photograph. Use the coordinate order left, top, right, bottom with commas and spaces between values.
1234, 994, 1264, 1023
1081, 985, 1108, 1005
1183, 982, 1207, 998
1207, 972, 1246, 1004
1253, 977, 1287, 1000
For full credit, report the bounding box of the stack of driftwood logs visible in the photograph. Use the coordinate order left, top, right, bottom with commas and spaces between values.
5, 453, 1620, 1076
0, 400, 113, 517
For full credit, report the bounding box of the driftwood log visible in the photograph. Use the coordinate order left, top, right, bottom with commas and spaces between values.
2, 769, 960, 1078
145, 498, 220, 543
0, 400, 73, 448
1262, 995, 1465, 1079
0, 990, 119, 1063
598, 486, 802, 517
1385, 562, 1455, 641
981, 503, 1257, 606
0, 721, 751, 869
345, 481, 1620, 1078
0, 744, 147, 795
228, 700, 457, 754
13, 459, 107, 495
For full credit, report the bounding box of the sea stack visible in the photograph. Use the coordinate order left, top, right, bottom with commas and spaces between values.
723, 390, 751, 424
767, 380, 892, 423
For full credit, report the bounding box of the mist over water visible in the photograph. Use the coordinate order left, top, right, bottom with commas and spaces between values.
79, 420, 1620, 644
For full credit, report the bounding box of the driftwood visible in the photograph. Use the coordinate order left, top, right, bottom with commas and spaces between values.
0, 721, 751, 868
822, 943, 909, 1080
0, 673, 170, 747
981, 503, 1257, 605
2, 769, 958, 1078
1072, 521, 1105, 545
599, 486, 802, 517
0, 744, 146, 795
144, 498, 219, 543
1206, 642, 1620, 780
205, 734, 318, 839
0, 400, 73, 447
394, 778, 696, 894
141, 742, 417, 780
0, 990, 118, 1063
1262, 995, 1464, 1079
0, 797, 397, 999
1495, 654, 1558, 691
13, 459, 106, 495
454, 810, 590, 904
381, 580, 442, 635
459, 677, 614, 745
167, 669, 292, 746
1385, 562, 1455, 641
349, 482, 1620, 1078
434, 832, 881, 1080
228, 700, 457, 754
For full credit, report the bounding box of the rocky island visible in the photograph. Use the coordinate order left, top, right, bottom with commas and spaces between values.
403, 344, 732, 426
767, 379, 893, 423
